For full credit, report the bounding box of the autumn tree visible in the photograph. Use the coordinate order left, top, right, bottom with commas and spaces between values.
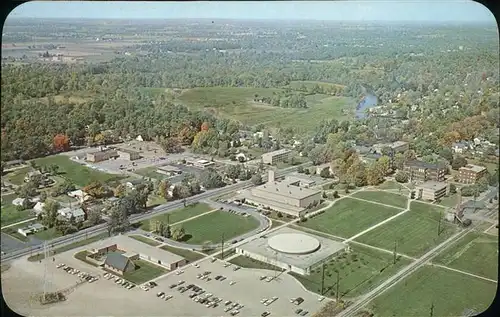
366, 162, 384, 186
53, 134, 70, 152
83, 181, 110, 199
156, 180, 170, 199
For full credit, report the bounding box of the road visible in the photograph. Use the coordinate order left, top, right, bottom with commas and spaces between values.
0, 163, 308, 263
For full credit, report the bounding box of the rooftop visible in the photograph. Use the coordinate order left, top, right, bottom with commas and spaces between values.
416, 181, 448, 191
283, 175, 316, 185
268, 233, 320, 255
253, 181, 321, 200
117, 148, 140, 155
104, 252, 133, 271
237, 227, 346, 270
406, 160, 445, 170
459, 164, 486, 173
58, 207, 86, 217
262, 149, 291, 157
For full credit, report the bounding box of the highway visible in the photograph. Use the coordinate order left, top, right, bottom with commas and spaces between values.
0, 163, 309, 263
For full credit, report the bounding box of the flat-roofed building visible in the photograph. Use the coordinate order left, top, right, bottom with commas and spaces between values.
186, 159, 215, 169
404, 160, 446, 182
283, 176, 316, 188
415, 181, 449, 201
315, 163, 333, 176
458, 164, 487, 184
17, 223, 46, 237
87, 149, 118, 162
156, 165, 182, 176
262, 149, 291, 165
117, 148, 140, 161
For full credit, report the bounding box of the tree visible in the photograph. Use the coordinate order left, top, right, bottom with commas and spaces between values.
200, 168, 225, 189
113, 184, 126, 198
108, 203, 130, 234
225, 164, 242, 180
394, 171, 409, 183
200, 122, 210, 131
83, 181, 110, 199
53, 134, 70, 152
377, 156, 392, 176
18, 182, 38, 199
320, 167, 331, 178
87, 209, 102, 226
366, 162, 384, 186
42, 200, 60, 228
297, 165, 304, 173
156, 180, 170, 199
178, 185, 192, 206
438, 148, 454, 163
48, 163, 59, 175
451, 156, 468, 170
163, 224, 172, 238
449, 183, 457, 194
393, 153, 405, 170
251, 173, 263, 186
171, 225, 185, 241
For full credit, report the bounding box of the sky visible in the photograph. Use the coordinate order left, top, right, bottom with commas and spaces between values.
7, 1, 495, 23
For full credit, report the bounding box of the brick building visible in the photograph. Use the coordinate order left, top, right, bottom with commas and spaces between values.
404, 160, 446, 182
458, 164, 487, 184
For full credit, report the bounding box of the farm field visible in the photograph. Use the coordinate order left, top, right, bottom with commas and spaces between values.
433, 232, 498, 280
369, 266, 497, 317
138, 203, 213, 231
351, 191, 408, 209
122, 259, 168, 285
299, 198, 402, 238
355, 202, 457, 257
0, 194, 35, 226
129, 235, 162, 247
32, 155, 124, 187
159, 244, 205, 263
229, 255, 283, 272
176, 87, 354, 132
290, 245, 412, 299
179, 210, 260, 245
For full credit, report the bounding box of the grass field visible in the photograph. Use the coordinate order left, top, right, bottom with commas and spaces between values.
32, 155, 124, 187
4, 167, 30, 185
122, 259, 168, 285
229, 256, 283, 272
28, 232, 109, 262
138, 203, 213, 231
290, 245, 412, 299
33, 227, 63, 240
369, 266, 497, 317
433, 232, 498, 280
437, 193, 461, 208
179, 210, 260, 245
351, 191, 408, 209
355, 202, 457, 257
159, 244, 205, 263
1, 194, 35, 226
1, 225, 30, 242
129, 235, 162, 246
287, 80, 346, 91
299, 198, 402, 238
134, 167, 169, 180
176, 87, 354, 132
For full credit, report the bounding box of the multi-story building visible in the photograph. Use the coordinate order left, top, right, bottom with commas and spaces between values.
404, 160, 446, 182
86, 149, 118, 162
261, 149, 291, 165
415, 181, 448, 201
117, 148, 141, 161
458, 164, 487, 184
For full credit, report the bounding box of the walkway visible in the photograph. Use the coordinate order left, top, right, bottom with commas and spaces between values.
1, 217, 37, 229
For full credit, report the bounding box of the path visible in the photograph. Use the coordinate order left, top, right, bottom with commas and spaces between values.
1, 217, 38, 229
431, 264, 497, 284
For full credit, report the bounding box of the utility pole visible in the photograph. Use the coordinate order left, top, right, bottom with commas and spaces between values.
320, 263, 325, 295
221, 232, 225, 259
167, 214, 170, 225
437, 209, 442, 237
430, 302, 435, 317
335, 271, 340, 302
393, 240, 397, 264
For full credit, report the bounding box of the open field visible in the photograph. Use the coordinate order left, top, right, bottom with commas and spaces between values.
0, 194, 35, 226
138, 203, 213, 231
159, 244, 205, 263
33, 227, 63, 241
290, 245, 412, 299
351, 191, 408, 209
355, 202, 457, 257
437, 193, 461, 208
3, 167, 30, 185
229, 256, 284, 272
299, 198, 402, 238
176, 87, 354, 131
433, 232, 498, 280
33, 155, 124, 187
121, 259, 168, 285
369, 266, 497, 317
129, 235, 162, 246
134, 166, 169, 180
28, 232, 110, 262
180, 210, 260, 244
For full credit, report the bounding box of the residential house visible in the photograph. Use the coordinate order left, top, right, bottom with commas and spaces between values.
23, 170, 42, 182
12, 197, 40, 206
404, 160, 446, 182
33, 202, 45, 216
58, 207, 86, 223
117, 148, 141, 161
68, 189, 91, 203
457, 164, 487, 184
17, 223, 46, 237
452, 141, 469, 154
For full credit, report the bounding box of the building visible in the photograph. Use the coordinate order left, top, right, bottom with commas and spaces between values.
125, 179, 143, 189
372, 141, 409, 155
33, 202, 45, 216
68, 189, 91, 203
283, 176, 317, 188
58, 207, 86, 223
12, 197, 40, 207
186, 159, 215, 169
240, 171, 321, 218
17, 223, 46, 237
452, 141, 469, 154
458, 164, 487, 184
315, 163, 333, 176
86, 149, 118, 162
404, 160, 446, 182
261, 149, 291, 165
117, 148, 141, 161
156, 165, 182, 176
87, 235, 187, 271
24, 170, 42, 182
235, 227, 347, 275
415, 181, 448, 201
104, 252, 137, 275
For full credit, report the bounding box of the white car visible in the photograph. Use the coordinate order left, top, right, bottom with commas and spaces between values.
229, 281, 236, 286
318, 296, 325, 302
165, 295, 173, 300
261, 298, 267, 304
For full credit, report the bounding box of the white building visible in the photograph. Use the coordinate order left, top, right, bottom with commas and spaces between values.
68, 190, 91, 203
58, 207, 86, 223
17, 223, 46, 237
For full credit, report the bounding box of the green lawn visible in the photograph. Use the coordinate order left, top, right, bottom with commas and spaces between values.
437, 193, 461, 208
176, 87, 354, 132
1, 225, 30, 242
52, 195, 79, 204
299, 198, 402, 238
33, 227, 63, 240
4, 167, 30, 185
351, 191, 408, 209
434, 232, 498, 280
290, 245, 412, 299
129, 235, 161, 246
178, 210, 260, 245
356, 202, 457, 257
139, 203, 213, 231
134, 167, 169, 180
1, 194, 35, 226
369, 266, 497, 317
28, 232, 109, 262
32, 155, 124, 187
146, 195, 167, 208
215, 248, 236, 260
229, 255, 284, 271
122, 259, 168, 284
160, 244, 205, 263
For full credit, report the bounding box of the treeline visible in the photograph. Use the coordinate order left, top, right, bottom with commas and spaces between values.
253, 90, 307, 109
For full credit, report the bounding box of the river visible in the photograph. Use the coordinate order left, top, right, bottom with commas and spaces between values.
355, 92, 378, 119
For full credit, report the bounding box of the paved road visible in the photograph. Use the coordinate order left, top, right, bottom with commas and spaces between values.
0, 163, 308, 263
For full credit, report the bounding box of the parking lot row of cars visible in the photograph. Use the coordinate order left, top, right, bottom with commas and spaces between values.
102, 272, 136, 290
56, 263, 98, 283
